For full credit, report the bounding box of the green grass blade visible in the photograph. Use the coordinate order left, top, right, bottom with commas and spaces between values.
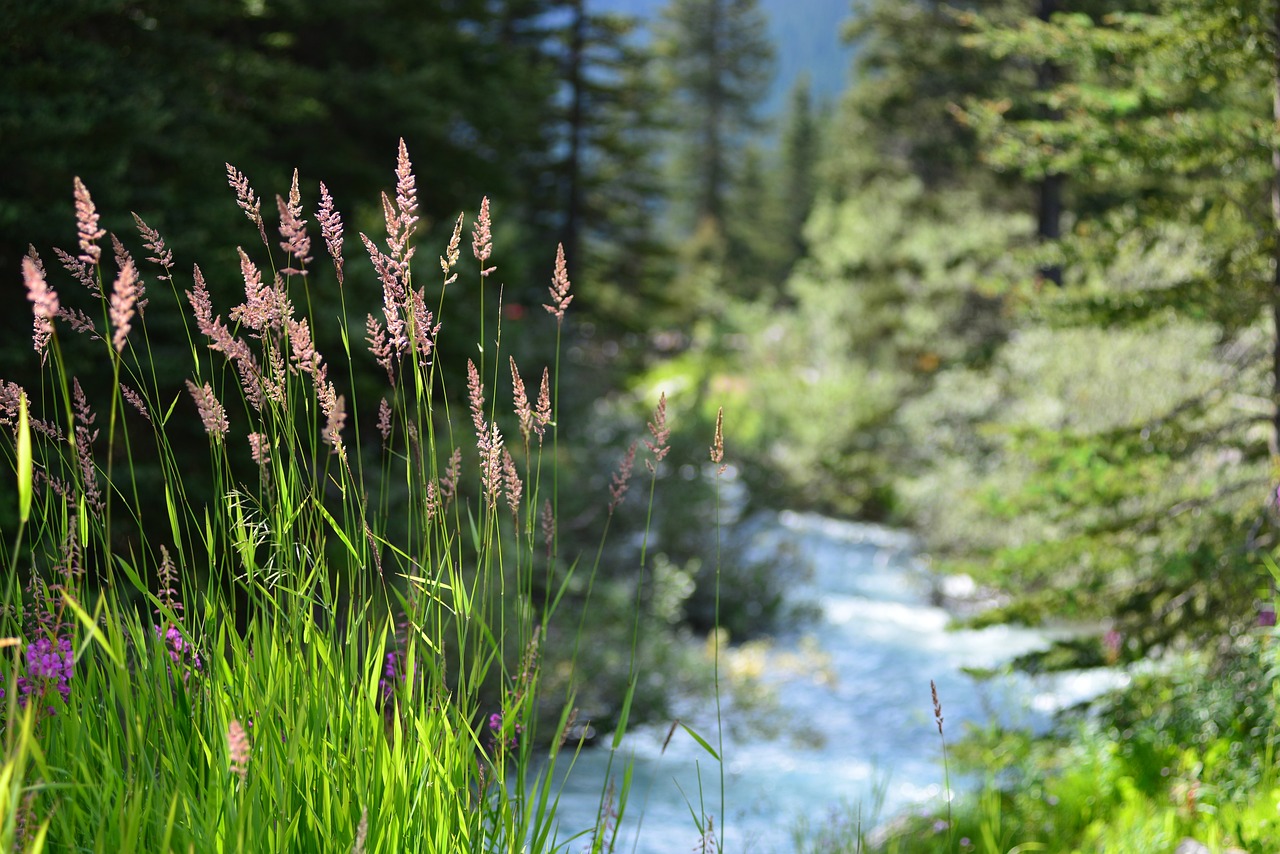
16, 391, 31, 524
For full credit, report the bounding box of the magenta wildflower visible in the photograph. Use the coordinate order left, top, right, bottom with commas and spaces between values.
2, 635, 74, 712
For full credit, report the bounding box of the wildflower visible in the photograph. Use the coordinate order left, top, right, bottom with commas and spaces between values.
1103, 628, 1123, 663
24, 635, 73, 703
154, 623, 202, 679
379, 649, 401, 702
486, 711, 522, 752
3, 635, 74, 712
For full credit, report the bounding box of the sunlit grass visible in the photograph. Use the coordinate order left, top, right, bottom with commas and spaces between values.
0, 145, 725, 853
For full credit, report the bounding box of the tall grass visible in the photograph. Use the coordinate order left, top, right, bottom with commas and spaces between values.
0, 144, 724, 852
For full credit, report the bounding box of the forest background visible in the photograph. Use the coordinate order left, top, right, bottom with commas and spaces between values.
4, 0, 1280, 850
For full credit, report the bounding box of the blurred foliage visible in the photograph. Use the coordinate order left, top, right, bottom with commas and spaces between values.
875, 635, 1280, 853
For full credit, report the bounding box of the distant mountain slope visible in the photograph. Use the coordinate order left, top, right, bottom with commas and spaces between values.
588, 0, 856, 117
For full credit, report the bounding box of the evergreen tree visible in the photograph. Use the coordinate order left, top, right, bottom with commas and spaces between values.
654, 0, 775, 231
553, 9, 674, 335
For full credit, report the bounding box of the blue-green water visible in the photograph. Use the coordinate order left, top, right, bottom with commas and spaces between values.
543, 511, 1126, 852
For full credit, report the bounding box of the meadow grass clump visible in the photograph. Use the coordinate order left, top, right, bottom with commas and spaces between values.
0, 143, 724, 852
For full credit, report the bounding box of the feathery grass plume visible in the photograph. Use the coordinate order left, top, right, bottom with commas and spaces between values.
227, 720, 250, 781
502, 448, 522, 522
0, 381, 23, 426
467, 359, 487, 440
23, 255, 58, 359
109, 234, 146, 313
424, 481, 440, 524
54, 245, 99, 296
120, 384, 150, 422
406, 286, 439, 370
389, 138, 419, 255
710, 407, 725, 474
185, 380, 229, 440
286, 317, 322, 378
543, 243, 573, 323
72, 379, 103, 512
513, 624, 541, 705
58, 306, 99, 339
73, 177, 105, 264
45, 511, 85, 597
156, 545, 182, 618
472, 196, 495, 276
132, 212, 173, 279
440, 212, 463, 285
511, 357, 532, 442
541, 499, 554, 560
322, 391, 347, 456
188, 265, 267, 412
366, 313, 395, 385
316, 182, 345, 285
226, 163, 267, 246
2, 385, 63, 442
696, 815, 719, 854
247, 432, 271, 466
608, 442, 637, 515
931, 679, 953, 839
352, 806, 368, 854
644, 392, 670, 473
363, 233, 408, 367
377, 398, 392, 446
440, 448, 462, 504
482, 424, 505, 510
231, 247, 292, 334
108, 250, 140, 353
535, 368, 551, 439
276, 169, 311, 274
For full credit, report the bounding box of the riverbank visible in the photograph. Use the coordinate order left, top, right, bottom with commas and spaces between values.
547, 511, 1128, 852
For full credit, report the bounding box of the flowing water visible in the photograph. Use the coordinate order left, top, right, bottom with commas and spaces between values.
543, 511, 1126, 853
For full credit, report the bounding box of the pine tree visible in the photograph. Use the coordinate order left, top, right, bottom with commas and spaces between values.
654, 0, 775, 231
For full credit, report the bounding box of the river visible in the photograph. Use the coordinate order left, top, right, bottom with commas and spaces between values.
541, 511, 1126, 853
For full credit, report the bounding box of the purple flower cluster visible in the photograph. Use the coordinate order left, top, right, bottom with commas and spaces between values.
487, 711, 522, 753
379, 650, 400, 702
155, 624, 202, 678
1, 636, 74, 711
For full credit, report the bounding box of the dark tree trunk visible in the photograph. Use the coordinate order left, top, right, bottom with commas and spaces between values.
1036, 0, 1063, 286
701, 0, 725, 224
1271, 1, 1280, 457
562, 0, 586, 279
